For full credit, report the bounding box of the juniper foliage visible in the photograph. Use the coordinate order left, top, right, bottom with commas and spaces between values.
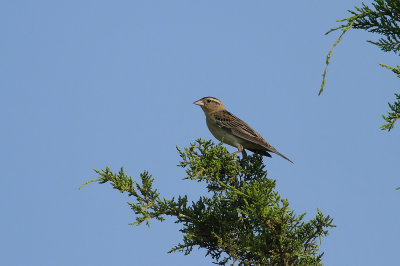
81, 139, 334, 265
321, 0, 400, 131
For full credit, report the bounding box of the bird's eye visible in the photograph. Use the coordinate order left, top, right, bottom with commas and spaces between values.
207, 99, 211, 103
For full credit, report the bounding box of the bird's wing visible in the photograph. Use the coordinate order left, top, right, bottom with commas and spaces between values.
212, 111, 275, 151
212, 110, 294, 163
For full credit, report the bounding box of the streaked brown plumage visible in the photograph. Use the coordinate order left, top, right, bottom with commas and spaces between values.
194, 96, 293, 163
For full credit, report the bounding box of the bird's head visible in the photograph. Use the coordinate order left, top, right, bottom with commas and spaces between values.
193, 97, 226, 114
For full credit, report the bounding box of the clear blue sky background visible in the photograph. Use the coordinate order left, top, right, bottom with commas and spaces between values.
1, 1, 399, 265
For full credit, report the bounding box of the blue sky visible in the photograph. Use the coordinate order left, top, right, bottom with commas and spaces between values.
1, 1, 399, 265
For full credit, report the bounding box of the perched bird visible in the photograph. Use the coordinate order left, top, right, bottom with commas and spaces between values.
193, 96, 293, 163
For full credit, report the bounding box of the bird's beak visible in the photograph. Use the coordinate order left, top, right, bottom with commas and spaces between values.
193, 99, 204, 106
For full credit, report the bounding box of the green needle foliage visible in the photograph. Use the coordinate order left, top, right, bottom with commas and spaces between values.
321, 0, 400, 131
81, 139, 334, 265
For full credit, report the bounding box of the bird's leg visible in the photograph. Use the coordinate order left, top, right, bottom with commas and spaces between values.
230, 150, 241, 156
230, 144, 246, 159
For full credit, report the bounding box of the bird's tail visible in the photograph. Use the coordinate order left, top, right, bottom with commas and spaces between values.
275, 151, 294, 164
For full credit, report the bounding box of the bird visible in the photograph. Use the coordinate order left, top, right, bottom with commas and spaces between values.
193, 96, 293, 163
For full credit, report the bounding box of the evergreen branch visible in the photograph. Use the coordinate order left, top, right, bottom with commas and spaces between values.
82, 139, 334, 264
321, 1, 400, 94
378, 64, 400, 131
319, 4, 372, 95
379, 92, 400, 131
78, 177, 100, 190
379, 63, 400, 78
320, 18, 357, 95
321, 0, 400, 131
368, 38, 400, 53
